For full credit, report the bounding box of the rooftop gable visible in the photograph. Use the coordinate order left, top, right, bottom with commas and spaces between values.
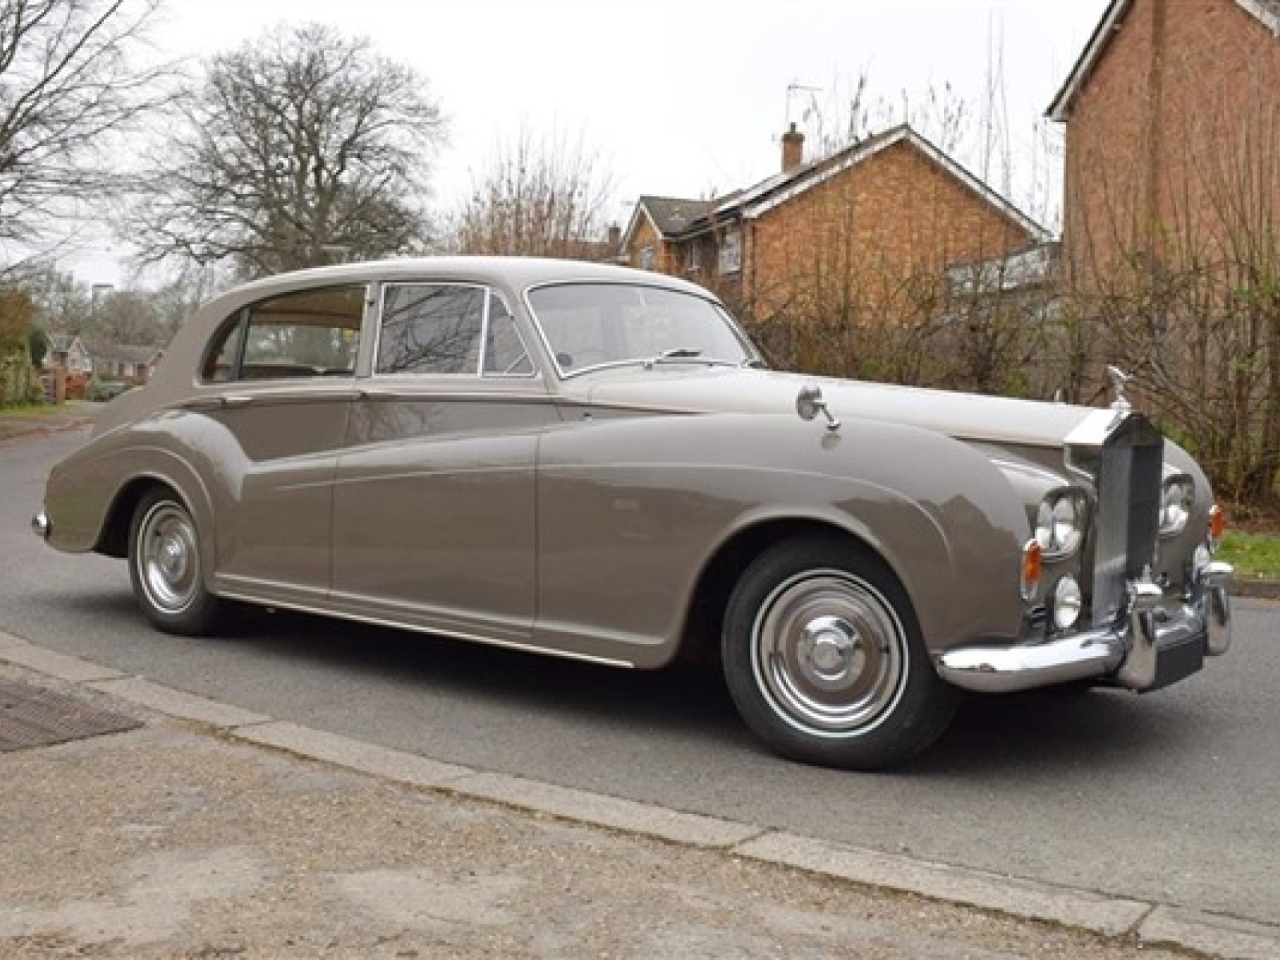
684, 124, 1049, 243
1048, 0, 1280, 121
47, 334, 87, 354
618, 195, 724, 253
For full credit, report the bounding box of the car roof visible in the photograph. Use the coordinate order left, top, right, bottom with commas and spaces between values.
220, 255, 716, 304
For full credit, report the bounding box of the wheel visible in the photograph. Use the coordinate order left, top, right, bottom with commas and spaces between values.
722, 536, 958, 770
128, 487, 222, 635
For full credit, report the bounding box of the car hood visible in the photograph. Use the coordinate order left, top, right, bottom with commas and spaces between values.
573, 366, 1097, 449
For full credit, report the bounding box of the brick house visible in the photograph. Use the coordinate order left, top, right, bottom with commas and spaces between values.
1049, 0, 1280, 284
620, 124, 1048, 331
43, 334, 93, 401
44, 334, 92, 377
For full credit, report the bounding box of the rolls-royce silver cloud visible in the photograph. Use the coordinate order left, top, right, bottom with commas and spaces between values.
33, 257, 1234, 769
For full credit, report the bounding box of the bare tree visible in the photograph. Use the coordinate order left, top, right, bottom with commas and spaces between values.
149, 263, 229, 331
14, 262, 91, 333
127, 23, 445, 277
89, 287, 167, 344
448, 127, 615, 259
0, 0, 168, 264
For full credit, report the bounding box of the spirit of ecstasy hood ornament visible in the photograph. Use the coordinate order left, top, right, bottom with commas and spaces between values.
1106, 365, 1133, 412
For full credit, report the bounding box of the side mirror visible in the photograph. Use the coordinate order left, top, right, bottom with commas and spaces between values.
796, 384, 840, 432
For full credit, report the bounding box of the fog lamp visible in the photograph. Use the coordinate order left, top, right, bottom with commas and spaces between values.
1053, 576, 1083, 631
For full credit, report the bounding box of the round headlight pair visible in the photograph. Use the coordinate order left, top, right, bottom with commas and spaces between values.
1159, 475, 1195, 537
1035, 490, 1086, 558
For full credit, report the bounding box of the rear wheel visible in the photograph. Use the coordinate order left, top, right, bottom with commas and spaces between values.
722, 536, 958, 769
128, 488, 222, 635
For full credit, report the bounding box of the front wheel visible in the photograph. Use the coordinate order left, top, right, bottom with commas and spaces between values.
128, 488, 222, 636
722, 537, 958, 770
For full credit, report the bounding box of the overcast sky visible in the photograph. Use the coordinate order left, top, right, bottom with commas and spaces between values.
86, 0, 1112, 284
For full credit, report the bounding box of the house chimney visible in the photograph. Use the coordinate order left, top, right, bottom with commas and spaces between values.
781, 122, 804, 172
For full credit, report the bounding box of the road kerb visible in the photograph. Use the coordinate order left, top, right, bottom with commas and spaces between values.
0, 630, 33, 651
0, 636, 125, 684
231, 719, 475, 790
1140, 906, 1280, 960
451, 769, 762, 849
88, 675, 272, 728
733, 832, 1151, 938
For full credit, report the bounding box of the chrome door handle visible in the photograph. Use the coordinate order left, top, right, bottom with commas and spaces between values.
222, 395, 254, 408
181, 397, 224, 411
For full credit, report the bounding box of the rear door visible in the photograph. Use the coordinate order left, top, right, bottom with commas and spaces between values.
194, 283, 367, 606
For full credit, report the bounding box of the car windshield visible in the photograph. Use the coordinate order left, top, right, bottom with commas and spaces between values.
526, 282, 753, 376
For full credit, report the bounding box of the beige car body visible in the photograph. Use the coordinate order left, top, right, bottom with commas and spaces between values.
36, 257, 1233, 766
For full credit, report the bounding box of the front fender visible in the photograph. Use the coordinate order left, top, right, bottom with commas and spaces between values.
535, 412, 1030, 663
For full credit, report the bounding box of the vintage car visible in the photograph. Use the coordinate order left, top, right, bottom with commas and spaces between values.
33, 257, 1234, 769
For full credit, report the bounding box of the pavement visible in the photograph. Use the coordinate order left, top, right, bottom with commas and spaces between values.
3, 629, 1279, 960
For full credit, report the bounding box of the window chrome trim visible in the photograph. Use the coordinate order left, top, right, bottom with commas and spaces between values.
372, 282, 542, 380
481, 290, 539, 380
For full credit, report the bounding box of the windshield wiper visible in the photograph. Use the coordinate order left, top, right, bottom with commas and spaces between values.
643, 347, 702, 369
640, 348, 753, 370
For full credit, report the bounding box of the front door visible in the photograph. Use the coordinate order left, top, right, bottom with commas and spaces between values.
330, 283, 554, 642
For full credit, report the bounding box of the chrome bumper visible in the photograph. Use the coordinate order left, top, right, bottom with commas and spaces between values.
936, 562, 1233, 694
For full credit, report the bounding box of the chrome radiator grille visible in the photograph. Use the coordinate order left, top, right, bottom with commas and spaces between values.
1088, 415, 1164, 626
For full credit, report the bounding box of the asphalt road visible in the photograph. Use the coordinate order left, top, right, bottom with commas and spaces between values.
4, 428, 1277, 928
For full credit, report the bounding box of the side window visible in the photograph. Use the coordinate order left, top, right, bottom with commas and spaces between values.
200, 285, 365, 382
482, 295, 535, 377
377, 284, 485, 375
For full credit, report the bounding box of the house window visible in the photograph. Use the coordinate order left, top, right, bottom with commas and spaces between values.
639, 245, 655, 271
718, 230, 742, 275
685, 244, 701, 273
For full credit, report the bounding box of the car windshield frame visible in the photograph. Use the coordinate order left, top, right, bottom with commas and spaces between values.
523, 280, 758, 380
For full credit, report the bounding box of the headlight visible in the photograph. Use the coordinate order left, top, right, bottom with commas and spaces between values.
1034, 489, 1087, 558
1159, 475, 1195, 537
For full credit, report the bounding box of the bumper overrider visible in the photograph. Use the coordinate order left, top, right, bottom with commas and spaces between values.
936, 561, 1233, 694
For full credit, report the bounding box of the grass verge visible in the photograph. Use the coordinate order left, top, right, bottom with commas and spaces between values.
1218, 529, 1280, 581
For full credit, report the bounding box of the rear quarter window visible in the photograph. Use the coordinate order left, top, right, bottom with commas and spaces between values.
200, 285, 366, 382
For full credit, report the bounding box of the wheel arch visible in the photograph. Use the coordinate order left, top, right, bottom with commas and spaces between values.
676, 516, 911, 670
93, 464, 216, 578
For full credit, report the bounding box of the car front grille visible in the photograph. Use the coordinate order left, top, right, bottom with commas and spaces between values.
1087, 414, 1164, 627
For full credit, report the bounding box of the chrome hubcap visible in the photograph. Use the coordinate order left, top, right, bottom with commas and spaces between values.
138, 503, 200, 613
801, 615, 864, 683
752, 571, 908, 736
